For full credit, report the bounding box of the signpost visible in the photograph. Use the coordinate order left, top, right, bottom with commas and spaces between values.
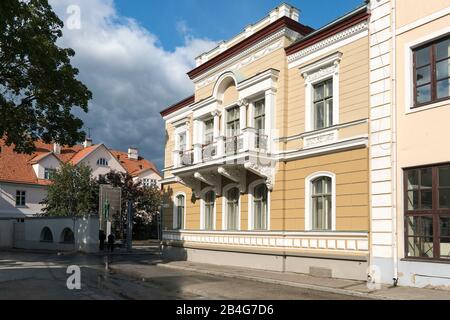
126, 200, 133, 252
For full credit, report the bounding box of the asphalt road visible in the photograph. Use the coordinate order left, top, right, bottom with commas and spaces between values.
0, 251, 362, 300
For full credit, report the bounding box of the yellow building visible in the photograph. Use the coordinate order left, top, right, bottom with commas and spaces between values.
160, 3, 371, 280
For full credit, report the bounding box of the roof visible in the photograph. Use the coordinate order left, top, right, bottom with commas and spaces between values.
0, 140, 82, 186
69, 144, 100, 165
160, 95, 195, 118
187, 16, 314, 80
0, 139, 160, 186
285, 4, 369, 56
110, 150, 161, 178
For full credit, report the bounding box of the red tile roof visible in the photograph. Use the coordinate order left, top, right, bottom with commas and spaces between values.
110, 150, 161, 178
0, 139, 160, 186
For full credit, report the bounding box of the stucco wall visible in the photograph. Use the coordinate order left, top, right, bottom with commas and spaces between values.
12, 215, 99, 253
79, 145, 126, 178
0, 183, 47, 218
163, 147, 369, 233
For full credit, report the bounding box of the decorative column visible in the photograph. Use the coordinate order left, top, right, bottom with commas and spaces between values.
248, 101, 255, 129
193, 119, 203, 164
211, 110, 224, 158
264, 90, 276, 153
212, 110, 221, 139
238, 99, 248, 132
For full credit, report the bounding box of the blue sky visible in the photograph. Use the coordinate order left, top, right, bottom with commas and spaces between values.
50, 0, 366, 170
114, 0, 365, 51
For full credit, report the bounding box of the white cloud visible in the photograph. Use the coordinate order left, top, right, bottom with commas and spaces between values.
48, 0, 216, 169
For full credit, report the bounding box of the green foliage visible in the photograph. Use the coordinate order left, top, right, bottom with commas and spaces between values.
0, 0, 92, 154
41, 163, 95, 217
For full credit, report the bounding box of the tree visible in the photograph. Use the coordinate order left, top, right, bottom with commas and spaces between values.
41, 163, 95, 217
0, 0, 92, 154
95, 171, 162, 239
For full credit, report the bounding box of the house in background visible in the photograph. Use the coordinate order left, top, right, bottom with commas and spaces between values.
0, 138, 161, 218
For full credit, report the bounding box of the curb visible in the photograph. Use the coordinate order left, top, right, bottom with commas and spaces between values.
154, 263, 395, 300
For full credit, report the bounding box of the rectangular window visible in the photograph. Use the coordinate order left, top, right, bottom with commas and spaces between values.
313, 79, 333, 130
404, 164, 450, 260
204, 119, 214, 145
44, 168, 56, 180
254, 100, 265, 132
178, 132, 186, 151
413, 36, 450, 107
15, 190, 26, 207
226, 106, 240, 137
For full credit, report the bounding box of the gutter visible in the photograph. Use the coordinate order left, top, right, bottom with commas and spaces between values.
391, 0, 399, 286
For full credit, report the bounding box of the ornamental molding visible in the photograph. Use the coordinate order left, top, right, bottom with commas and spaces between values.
194, 28, 302, 90
303, 130, 338, 149
287, 21, 368, 64
218, 166, 247, 193
244, 162, 275, 191
176, 176, 201, 198
194, 171, 222, 195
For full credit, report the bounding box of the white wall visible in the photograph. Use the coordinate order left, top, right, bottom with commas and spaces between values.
79, 145, 126, 178
136, 170, 162, 188
32, 154, 61, 179
12, 215, 99, 253
0, 183, 47, 218
0, 220, 14, 247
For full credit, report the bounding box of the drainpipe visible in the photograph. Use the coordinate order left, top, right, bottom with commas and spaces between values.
391, 0, 399, 286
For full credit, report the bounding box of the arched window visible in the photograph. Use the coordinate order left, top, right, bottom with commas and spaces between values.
97, 158, 108, 166
176, 194, 185, 230
311, 176, 332, 231
253, 184, 268, 230
40, 227, 53, 242
203, 190, 216, 230
60, 228, 75, 244
226, 187, 239, 230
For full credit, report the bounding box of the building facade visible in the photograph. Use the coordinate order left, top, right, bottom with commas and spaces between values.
0, 139, 161, 218
160, 3, 372, 281
368, 0, 450, 288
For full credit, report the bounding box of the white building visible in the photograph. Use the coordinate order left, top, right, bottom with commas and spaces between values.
0, 138, 161, 218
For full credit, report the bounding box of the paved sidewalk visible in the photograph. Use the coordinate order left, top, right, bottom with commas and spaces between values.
148, 261, 450, 300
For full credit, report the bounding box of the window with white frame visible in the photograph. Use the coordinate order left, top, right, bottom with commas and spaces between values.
175, 194, 185, 230
204, 118, 214, 145
313, 79, 333, 130
253, 184, 268, 230
301, 52, 341, 132
254, 99, 266, 149
226, 106, 240, 137
178, 132, 187, 151
311, 176, 332, 230
97, 158, 108, 166
44, 168, 56, 180
225, 187, 239, 230
305, 172, 336, 231
143, 178, 156, 187
15, 190, 26, 207
203, 190, 215, 230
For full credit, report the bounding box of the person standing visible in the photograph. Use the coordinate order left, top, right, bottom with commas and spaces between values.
99, 230, 106, 251
107, 233, 115, 252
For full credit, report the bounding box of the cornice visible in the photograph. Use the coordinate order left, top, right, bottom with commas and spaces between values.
287, 20, 368, 64
188, 16, 313, 82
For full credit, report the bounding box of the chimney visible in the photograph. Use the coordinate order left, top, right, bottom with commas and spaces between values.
83, 137, 93, 148
53, 143, 61, 155
128, 147, 138, 160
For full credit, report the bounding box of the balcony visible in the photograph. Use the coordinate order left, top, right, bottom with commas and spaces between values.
173, 130, 269, 170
